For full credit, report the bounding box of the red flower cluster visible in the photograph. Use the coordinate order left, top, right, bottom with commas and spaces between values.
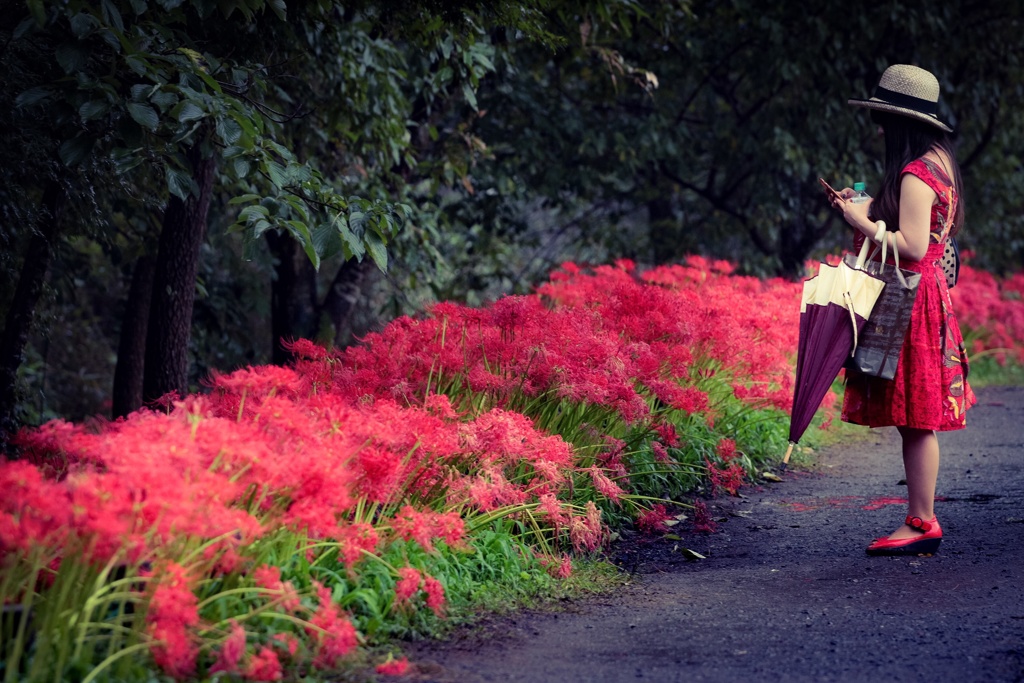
8, 254, 1012, 681
951, 265, 1024, 363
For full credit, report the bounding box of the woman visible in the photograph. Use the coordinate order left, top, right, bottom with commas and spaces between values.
831, 64, 976, 556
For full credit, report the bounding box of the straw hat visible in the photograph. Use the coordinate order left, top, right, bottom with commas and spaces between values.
848, 64, 953, 132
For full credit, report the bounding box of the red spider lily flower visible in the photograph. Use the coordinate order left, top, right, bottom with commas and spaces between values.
376, 656, 411, 675
0, 460, 72, 556
145, 562, 200, 679
391, 506, 465, 553
555, 554, 573, 578
585, 466, 624, 503
244, 646, 283, 681
651, 442, 671, 463
568, 502, 604, 552
271, 632, 300, 659
206, 545, 244, 575
423, 393, 460, 420
636, 504, 670, 534
716, 438, 738, 462
282, 337, 334, 361
253, 565, 301, 612
691, 499, 718, 533
354, 445, 403, 503
536, 493, 569, 533
706, 460, 745, 496
422, 574, 446, 616
653, 421, 679, 448
394, 567, 422, 604
209, 620, 246, 675
308, 582, 359, 668
335, 522, 380, 570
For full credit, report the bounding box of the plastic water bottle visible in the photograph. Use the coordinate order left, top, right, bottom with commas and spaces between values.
850, 182, 870, 203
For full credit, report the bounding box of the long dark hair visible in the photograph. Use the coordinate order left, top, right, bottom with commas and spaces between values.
869, 110, 965, 236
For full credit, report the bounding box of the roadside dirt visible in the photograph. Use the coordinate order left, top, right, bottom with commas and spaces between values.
400, 385, 1024, 683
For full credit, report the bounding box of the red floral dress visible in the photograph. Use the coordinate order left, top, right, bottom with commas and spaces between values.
842, 157, 977, 430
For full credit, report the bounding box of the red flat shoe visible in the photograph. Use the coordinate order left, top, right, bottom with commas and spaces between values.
866, 515, 942, 556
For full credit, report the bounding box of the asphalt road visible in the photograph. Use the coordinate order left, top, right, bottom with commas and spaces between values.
405, 385, 1024, 683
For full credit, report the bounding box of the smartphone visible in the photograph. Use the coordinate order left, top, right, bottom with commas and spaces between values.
818, 177, 844, 202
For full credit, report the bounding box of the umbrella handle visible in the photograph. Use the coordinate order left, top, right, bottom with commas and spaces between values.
839, 265, 859, 356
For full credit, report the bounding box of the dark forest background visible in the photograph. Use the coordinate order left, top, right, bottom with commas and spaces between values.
2, 0, 1022, 444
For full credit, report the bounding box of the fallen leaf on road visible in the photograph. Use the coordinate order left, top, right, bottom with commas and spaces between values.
762, 471, 783, 482
677, 548, 706, 561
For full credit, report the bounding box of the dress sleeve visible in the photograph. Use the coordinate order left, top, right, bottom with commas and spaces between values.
902, 158, 953, 211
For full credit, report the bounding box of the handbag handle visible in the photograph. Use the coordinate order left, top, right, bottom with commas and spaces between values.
856, 228, 911, 289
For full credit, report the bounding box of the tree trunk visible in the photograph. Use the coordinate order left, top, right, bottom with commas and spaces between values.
0, 182, 65, 453
322, 258, 372, 349
142, 140, 215, 405
112, 254, 155, 418
266, 231, 321, 364
648, 195, 677, 265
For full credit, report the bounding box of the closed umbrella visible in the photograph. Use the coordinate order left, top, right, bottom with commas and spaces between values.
781, 241, 886, 469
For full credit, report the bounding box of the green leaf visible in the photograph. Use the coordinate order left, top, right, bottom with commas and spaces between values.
166, 167, 195, 200
150, 90, 179, 111
311, 221, 341, 260
125, 54, 148, 76
13, 17, 36, 40
111, 148, 143, 174
232, 157, 251, 178
79, 100, 110, 121
58, 135, 96, 167
678, 548, 706, 561
55, 43, 88, 73
268, 0, 286, 21
216, 117, 243, 145
100, 0, 125, 32
27, 0, 45, 27
14, 87, 52, 108
229, 111, 256, 140
127, 102, 159, 131
69, 13, 96, 39
130, 84, 152, 101
365, 231, 388, 272
337, 221, 364, 261
192, 65, 223, 94
176, 102, 205, 123
286, 220, 320, 271
228, 193, 261, 206
129, 0, 148, 14
266, 161, 287, 188
238, 205, 269, 221
348, 210, 366, 234
462, 82, 478, 110
157, 0, 185, 11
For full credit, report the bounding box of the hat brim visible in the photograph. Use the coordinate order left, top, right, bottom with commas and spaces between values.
848, 97, 953, 133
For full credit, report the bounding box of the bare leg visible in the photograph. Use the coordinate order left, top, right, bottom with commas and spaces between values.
885, 426, 940, 540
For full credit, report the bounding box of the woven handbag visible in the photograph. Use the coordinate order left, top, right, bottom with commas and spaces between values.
844, 234, 921, 380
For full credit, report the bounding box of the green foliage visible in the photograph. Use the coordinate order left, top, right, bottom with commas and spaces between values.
394, 0, 1024, 300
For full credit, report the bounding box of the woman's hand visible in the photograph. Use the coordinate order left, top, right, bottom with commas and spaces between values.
829, 187, 874, 234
